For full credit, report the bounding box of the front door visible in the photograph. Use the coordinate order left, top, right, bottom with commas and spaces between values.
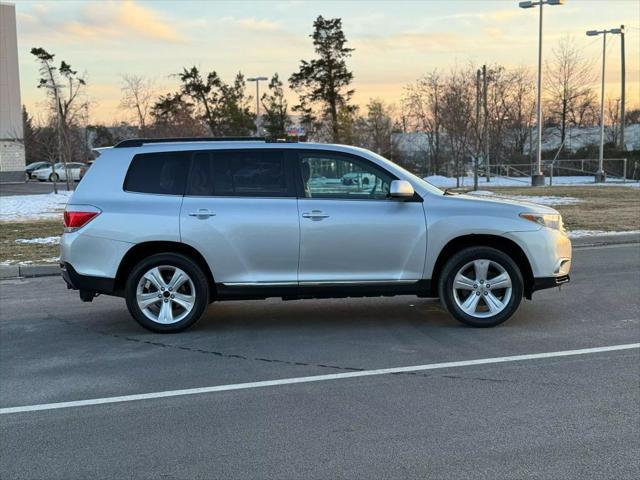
180, 149, 299, 285
295, 151, 427, 284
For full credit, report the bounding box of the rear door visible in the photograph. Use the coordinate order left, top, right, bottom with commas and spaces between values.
180, 149, 300, 285
295, 150, 427, 284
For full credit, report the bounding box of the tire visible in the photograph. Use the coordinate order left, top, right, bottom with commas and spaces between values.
49, 173, 59, 182
125, 253, 210, 333
438, 246, 523, 327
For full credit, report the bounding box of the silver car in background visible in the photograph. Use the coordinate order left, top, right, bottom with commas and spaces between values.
60, 138, 571, 333
33, 162, 88, 182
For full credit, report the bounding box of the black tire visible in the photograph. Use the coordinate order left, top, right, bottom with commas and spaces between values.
49, 173, 59, 182
125, 253, 210, 333
438, 246, 523, 327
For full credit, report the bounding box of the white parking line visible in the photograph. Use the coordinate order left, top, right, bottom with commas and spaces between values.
2, 343, 638, 415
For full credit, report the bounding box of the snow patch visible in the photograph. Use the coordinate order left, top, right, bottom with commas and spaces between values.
567, 230, 640, 239
0, 192, 72, 221
425, 175, 639, 188
15, 236, 61, 245
467, 190, 582, 206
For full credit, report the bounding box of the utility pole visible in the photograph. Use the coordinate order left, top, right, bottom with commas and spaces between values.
587, 27, 623, 183
620, 24, 626, 150
482, 65, 489, 182
246, 76, 268, 135
474, 69, 481, 191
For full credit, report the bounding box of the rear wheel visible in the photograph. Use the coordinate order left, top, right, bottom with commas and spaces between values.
438, 247, 523, 327
49, 173, 59, 182
125, 253, 209, 333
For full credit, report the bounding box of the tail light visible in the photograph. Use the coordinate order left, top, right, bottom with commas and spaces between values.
64, 210, 100, 232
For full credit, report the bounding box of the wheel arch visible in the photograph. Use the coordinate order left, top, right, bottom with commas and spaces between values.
431, 234, 534, 299
114, 241, 216, 300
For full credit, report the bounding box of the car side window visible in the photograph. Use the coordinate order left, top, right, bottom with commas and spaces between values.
299, 153, 393, 200
124, 151, 190, 195
186, 150, 291, 197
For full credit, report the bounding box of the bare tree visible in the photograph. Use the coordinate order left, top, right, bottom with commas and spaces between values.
440, 68, 475, 186
31, 47, 87, 192
545, 36, 597, 144
119, 74, 155, 134
361, 99, 395, 158
403, 72, 443, 175
504, 67, 536, 157
605, 98, 621, 145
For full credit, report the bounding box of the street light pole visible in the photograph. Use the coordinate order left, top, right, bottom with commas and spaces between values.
246, 76, 268, 135
620, 25, 626, 151
586, 27, 623, 183
534, 1, 544, 185
519, 0, 564, 187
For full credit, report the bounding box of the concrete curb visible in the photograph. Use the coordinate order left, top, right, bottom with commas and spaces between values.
0, 233, 638, 280
571, 233, 640, 248
0, 264, 59, 279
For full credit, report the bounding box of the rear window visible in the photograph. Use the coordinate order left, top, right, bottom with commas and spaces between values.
124, 152, 190, 195
186, 150, 290, 197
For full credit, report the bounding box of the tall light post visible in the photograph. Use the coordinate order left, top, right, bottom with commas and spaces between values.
586, 27, 623, 183
519, 0, 564, 187
619, 25, 626, 151
247, 76, 268, 135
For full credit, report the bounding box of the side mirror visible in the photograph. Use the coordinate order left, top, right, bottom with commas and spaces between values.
390, 180, 415, 198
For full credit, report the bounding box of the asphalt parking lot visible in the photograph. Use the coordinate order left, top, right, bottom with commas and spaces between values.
0, 180, 71, 197
1, 243, 639, 479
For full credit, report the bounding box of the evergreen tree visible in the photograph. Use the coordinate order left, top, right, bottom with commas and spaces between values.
175, 67, 255, 136
22, 106, 36, 164
289, 16, 355, 143
261, 74, 291, 138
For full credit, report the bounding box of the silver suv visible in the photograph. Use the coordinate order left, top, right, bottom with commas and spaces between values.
61, 138, 572, 333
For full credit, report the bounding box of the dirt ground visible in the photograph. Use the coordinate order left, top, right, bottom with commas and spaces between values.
0, 220, 62, 265
480, 186, 640, 232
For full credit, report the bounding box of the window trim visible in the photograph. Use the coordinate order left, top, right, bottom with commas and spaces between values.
290, 149, 422, 203
184, 148, 297, 199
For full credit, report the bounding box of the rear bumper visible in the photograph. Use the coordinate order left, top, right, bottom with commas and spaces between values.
61, 262, 116, 296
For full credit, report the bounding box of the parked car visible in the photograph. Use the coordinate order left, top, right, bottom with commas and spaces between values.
61, 138, 571, 333
24, 161, 52, 180
33, 162, 88, 182
341, 171, 377, 187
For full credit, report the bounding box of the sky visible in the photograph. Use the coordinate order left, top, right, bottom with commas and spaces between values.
11, 0, 640, 124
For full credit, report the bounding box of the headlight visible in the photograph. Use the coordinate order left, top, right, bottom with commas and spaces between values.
519, 213, 563, 231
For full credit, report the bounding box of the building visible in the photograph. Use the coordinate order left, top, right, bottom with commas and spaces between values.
0, 2, 25, 183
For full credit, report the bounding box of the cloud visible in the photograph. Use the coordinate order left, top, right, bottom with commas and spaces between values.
117, 0, 185, 42
236, 17, 283, 32
353, 31, 464, 54
19, 0, 186, 44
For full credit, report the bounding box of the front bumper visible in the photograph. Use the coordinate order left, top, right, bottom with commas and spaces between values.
532, 274, 570, 292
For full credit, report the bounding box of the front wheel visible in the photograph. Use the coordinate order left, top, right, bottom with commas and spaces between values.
438, 247, 523, 327
125, 253, 210, 333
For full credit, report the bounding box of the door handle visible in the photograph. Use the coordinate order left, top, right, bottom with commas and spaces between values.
188, 209, 216, 218
302, 210, 330, 220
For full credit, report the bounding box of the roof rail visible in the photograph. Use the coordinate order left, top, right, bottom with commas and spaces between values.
114, 137, 267, 148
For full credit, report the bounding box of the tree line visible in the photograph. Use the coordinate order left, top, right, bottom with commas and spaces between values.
23, 15, 638, 181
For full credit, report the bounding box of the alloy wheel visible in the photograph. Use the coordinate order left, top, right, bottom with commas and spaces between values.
136, 265, 196, 324
452, 259, 512, 318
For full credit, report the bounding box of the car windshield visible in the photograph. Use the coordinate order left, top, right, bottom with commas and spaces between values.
366, 151, 444, 195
